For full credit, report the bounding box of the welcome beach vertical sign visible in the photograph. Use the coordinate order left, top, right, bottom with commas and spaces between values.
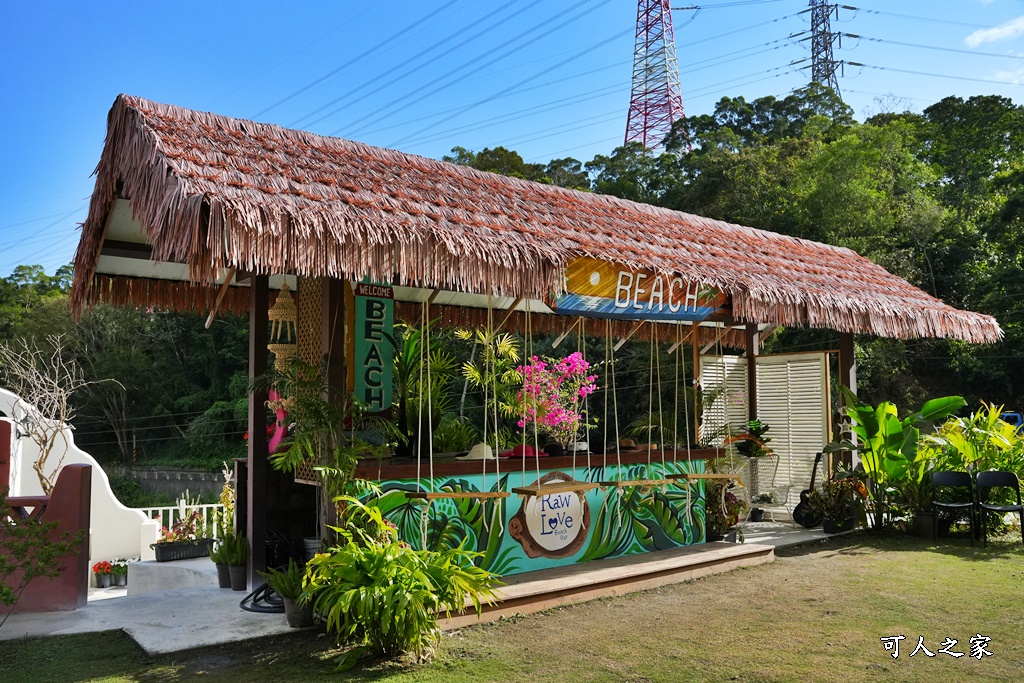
353, 282, 394, 412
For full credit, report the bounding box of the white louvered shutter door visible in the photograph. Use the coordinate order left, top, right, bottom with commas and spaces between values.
755, 352, 830, 509
699, 354, 749, 445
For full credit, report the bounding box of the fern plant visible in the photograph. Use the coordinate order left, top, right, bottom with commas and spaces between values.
302, 498, 501, 662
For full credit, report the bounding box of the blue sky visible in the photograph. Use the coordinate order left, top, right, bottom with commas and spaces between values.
2, 0, 1023, 278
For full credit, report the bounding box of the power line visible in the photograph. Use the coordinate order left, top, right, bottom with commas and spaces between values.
250, 0, 466, 120
290, 0, 542, 130
210, 1, 387, 108
392, 23, 629, 147
341, 0, 614, 140
845, 6, 1000, 31
847, 61, 1024, 88
848, 33, 1024, 62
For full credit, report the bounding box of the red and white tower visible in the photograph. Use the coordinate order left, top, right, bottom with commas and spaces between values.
624, 0, 686, 149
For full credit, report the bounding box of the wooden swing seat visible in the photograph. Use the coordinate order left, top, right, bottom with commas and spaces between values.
666, 473, 737, 481
404, 491, 511, 501
511, 482, 600, 497
598, 479, 672, 488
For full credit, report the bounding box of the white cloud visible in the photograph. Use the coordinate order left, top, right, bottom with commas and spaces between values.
993, 65, 1024, 84
966, 15, 1024, 48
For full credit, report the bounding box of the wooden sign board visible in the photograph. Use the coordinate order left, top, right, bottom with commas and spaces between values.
553, 257, 728, 322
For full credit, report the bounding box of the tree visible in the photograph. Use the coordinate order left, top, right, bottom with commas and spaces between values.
585, 142, 681, 204
0, 336, 101, 495
443, 145, 545, 181
922, 95, 1024, 221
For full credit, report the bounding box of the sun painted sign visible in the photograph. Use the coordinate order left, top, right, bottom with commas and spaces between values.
553, 257, 728, 322
353, 282, 393, 412
509, 472, 591, 559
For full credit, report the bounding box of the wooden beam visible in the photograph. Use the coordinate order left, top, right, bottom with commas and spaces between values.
692, 321, 701, 441
759, 325, 781, 347
419, 288, 443, 325
551, 318, 581, 349
838, 332, 856, 468
99, 240, 154, 260
204, 267, 237, 330
745, 324, 758, 421
700, 325, 736, 355
666, 325, 697, 354
497, 297, 525, 329
614, 320, 646, 352
246, 275, 269, 590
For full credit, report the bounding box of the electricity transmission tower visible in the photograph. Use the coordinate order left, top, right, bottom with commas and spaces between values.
624, 0, 686, 150
809, 0, 841, 95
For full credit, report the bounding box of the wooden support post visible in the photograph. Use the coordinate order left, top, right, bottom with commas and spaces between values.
692, 321, 701, 441
745, 324, 758, 422
246, 275, 269, 590
551, 318, 581, 349
838, 332, 856, 468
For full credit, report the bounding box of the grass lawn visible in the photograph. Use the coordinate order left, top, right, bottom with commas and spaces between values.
2, 533, 1022, 682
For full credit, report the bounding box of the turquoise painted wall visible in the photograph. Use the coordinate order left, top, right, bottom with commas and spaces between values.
368, 459, 707, 576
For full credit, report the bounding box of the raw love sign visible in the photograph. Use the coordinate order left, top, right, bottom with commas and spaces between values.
353, 282, 394, 412
509, 472, 591, 559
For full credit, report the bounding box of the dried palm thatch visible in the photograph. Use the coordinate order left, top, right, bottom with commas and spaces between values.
71, 94, 1001, 343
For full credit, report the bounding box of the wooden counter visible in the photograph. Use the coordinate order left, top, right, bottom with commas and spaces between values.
354, 448, 721, 480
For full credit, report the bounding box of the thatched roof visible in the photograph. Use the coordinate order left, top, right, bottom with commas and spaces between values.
71, 94, 1001, 343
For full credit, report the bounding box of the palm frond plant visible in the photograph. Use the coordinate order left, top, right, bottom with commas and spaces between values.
457, 329, 523, 449
255, 356, 399, 540
388, 323, 458, 457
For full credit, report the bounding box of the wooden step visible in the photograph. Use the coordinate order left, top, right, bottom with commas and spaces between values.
441, 542, 774, 629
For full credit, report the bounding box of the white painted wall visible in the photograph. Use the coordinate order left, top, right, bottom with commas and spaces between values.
1, 388, 158, 567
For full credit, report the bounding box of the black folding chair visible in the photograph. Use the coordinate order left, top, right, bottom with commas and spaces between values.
976, 470, 1024, 547
932, 471, 977, 546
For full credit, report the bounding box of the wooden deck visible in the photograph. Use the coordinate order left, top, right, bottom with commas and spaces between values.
441, 541, 774, 629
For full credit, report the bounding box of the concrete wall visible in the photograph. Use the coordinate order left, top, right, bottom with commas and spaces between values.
1, 388, 159, 568
129, 467, 223, 500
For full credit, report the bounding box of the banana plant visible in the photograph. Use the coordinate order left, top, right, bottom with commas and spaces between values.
826, 385, 964, 529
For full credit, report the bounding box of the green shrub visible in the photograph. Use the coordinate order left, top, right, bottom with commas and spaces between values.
217, 532, 248, 566
106, 472, 148, 508
302, 498, 500, 660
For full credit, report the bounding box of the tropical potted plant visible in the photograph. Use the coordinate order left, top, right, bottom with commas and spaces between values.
705, 481, 747, 542
259, 357, 398, 543
826, 386, 965, 530
92, 561, 112, 588
808, 469, 868, 533
261, 559, 313, 628
222, 533, 249, 592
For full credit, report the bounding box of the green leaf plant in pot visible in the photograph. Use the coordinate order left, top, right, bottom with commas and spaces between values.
222, 533, 249, 592
209, 532, 233, 589
261, 559, 313, 628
